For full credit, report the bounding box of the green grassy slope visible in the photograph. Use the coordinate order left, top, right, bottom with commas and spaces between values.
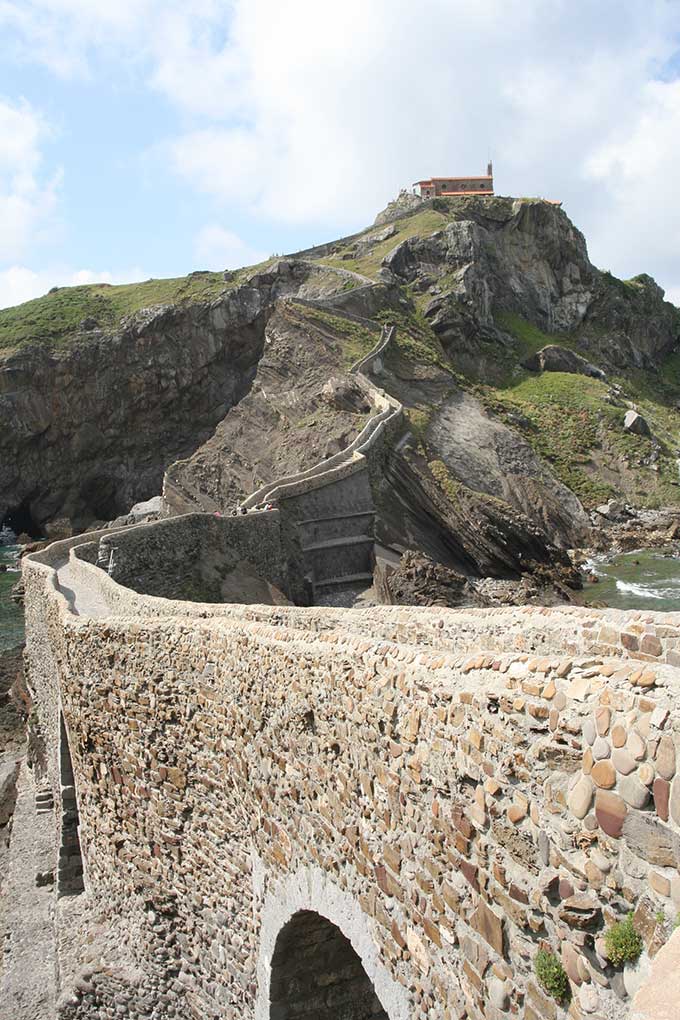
479, 317, 680, 510
0, 274, 232, 351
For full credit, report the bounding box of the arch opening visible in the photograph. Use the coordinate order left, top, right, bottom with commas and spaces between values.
58, 712, 84, 896
269, 910, 388, 1020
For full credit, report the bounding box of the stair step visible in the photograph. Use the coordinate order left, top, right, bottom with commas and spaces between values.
313, 572, 374, 590
302, 534, 373, 553
298, 509, 375, 525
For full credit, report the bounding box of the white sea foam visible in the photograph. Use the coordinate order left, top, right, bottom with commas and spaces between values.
616, 579, 668, 600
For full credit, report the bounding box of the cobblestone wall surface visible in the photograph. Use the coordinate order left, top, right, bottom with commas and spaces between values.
21, 540, 680, 1020
92, 511, 293, 601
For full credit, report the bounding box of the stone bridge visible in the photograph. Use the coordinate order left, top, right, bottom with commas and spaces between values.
18, 510, 680, 1020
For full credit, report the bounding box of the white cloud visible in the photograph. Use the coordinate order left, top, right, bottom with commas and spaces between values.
0, 265, 145, 310
582, 79, 680, 286
0, 97, 60, 262
3, 0, 680, 298
193, 225, 266, 269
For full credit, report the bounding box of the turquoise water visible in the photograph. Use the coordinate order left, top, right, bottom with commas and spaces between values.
581, 547, 680, 612
0, 534, 24, 651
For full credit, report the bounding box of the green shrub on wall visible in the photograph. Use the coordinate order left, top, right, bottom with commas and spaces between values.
534, 949, 570, 1002
605, 913, 643, 966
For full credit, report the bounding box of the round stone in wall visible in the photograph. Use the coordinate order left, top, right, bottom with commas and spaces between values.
583, 718, 596, 746
595, 789, 627, 837
627, 729, 646, 761
568, 775, 594, 820
595, 707, 611, 737
611, 723, 627, 748
619, 774, 650, 809
592, 736, 610, 760
591, 849, 611, 873
591, 760, 616, 789
580, 985, 600, 1015
612, 748, 636, 776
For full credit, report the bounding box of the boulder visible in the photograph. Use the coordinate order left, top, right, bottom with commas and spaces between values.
522, 344, 605, 380
624, 410, 651, 436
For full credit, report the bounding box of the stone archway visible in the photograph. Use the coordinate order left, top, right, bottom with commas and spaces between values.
269, 910, 388, 1020
254, 864, 409, 1020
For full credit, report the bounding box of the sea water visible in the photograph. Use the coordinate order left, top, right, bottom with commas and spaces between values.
580, 547, 680, 612
0, 528, 24, 651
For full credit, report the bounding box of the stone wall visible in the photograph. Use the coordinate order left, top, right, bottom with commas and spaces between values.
85, 511, 295, 603
21, 537, 680, 1020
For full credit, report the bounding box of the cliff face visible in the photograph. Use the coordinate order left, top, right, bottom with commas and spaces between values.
377, 196, 680, 371
0, 293, 266, 532
0, 261, 373, 533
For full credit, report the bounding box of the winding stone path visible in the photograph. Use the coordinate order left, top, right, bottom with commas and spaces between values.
55, 558, 108, 620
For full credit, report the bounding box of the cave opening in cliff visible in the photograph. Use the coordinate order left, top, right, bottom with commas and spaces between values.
268, 910, 388, 1020
79, 474, 124, 523
1, 500, 42, 540
57, 712, 84, 897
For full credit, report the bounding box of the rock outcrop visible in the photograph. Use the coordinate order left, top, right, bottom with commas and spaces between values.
522, 344, 605, 379
0, 261, 375, 533
376, 196, 679, 373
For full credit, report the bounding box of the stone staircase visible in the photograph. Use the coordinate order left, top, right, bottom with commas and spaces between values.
239, 323, 403, 601
34, 785, 53, 815
298, 509, 376, 599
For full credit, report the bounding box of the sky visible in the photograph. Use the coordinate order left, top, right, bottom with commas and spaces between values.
1, 0, 680, 310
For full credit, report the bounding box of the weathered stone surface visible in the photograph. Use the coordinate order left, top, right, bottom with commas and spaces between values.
471, 899, 504, 955
653, 778, 670, 822
561, 942, 582, 985
624, 953, 653, 1000
627, 728, 647, 760
487, 975, 510, 1010
595, 790, 627, 837
558, 895, 602, 930
656, 734, 677, 780
523, 344, 605, 380
580, 985, 600, 1014
591, 849, 611, 873
671, 775, 680, 827
649, 871, 670, 897
622, 812, 680, 867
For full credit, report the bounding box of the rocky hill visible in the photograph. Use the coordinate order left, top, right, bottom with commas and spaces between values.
2, 194, 679, 593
